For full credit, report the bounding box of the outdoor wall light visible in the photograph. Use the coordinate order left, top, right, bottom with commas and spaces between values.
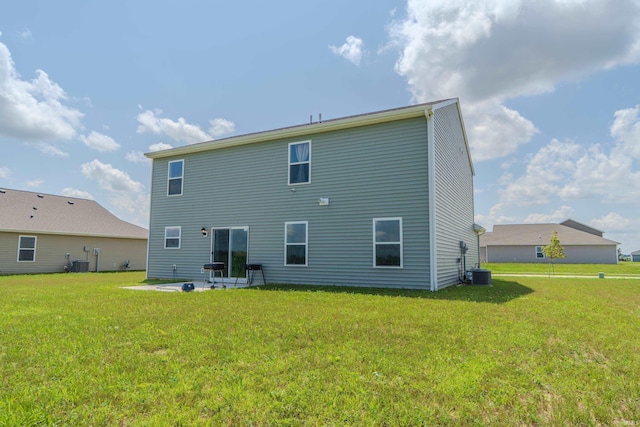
201, 227, 208, 237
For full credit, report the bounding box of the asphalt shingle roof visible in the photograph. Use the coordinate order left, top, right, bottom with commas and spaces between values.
480, 223, 618, 247
0, 188, 148, 239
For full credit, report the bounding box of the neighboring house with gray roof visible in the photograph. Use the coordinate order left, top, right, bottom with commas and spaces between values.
0, 188, 148, 274
480, 220, 619, 264
145, 99, 478, 291
632, 250, 640, 262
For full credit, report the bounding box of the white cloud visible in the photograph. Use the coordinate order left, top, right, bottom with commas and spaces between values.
125, 151, 149, 163
464, 100, 538, 161
19, 28, 32, 39
610, 105, 640, 159
36, 142, 69, 157
110, 191, 150, 227
80, 159, 144, 193
499, 139, 582, 206
149, 142, 172, 152
127, 143, 173, 164
590, 213, 640, 248
329, 35, 365, 66
26, 179, 43, 188
524, 206, 574, 224
474, 202, 515, 227
79, 131, 120, 152
208, 118, 235, 138
0, 166, 10, 179
136, 109, 234, 145
590, 212, 636, 232
60, 188, 95, 200
496, 106, 640, 208
388, 0, 640, 162
0, 42, 83, 141
80, 159, 148, 226
126, 141, 174, 163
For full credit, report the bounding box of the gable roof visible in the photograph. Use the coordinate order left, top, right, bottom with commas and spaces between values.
0, 189, 148, 239
560, 219, 603, 237
632, 250, 640, 255
144, 99, 473, 174
481, 223, 619, 247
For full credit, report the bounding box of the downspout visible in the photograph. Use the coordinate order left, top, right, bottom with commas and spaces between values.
426, 106, 438, 291
473, 223, 486, 268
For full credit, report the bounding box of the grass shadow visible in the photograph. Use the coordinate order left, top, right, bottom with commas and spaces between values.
252, 279, 533, 304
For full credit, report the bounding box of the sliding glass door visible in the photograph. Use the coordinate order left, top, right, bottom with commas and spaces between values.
212, 227, 248, 280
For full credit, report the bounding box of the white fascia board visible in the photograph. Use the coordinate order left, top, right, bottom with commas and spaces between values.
144, 102, 452, 159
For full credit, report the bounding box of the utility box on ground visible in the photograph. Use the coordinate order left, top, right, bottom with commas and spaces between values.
471, 269, 492, 286
72, 260, 90, 273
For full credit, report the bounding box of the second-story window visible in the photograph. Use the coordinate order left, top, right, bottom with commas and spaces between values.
168, 159, 184, 196
288, 141, 311, 185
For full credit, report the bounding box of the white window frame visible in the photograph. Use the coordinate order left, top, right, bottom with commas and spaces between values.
164, 226, 182, 249
373, 217, 403, 268
288, 141, 311, 185
17, 235, 37, 262
284, 221, 308, 266
167, 159, 184, 196
535, 246, 545, 259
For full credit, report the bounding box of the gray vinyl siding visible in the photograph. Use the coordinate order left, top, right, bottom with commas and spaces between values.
0, 232, 147, 274
484, 245, 618, 264
147, 118, 433, 288
432, 103, 477, 289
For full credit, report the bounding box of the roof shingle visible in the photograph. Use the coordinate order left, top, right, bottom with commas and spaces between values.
0, 189, 147, 239
480, 223, 618, 246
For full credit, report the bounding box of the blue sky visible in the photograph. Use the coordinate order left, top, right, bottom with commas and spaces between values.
1, 0, 640, 253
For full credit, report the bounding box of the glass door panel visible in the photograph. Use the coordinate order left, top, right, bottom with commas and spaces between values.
231, 228, 248, 278
213, 229, 230, 277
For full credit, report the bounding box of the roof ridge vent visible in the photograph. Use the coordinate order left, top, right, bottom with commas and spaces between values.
37, 194, 44, 198
0, 189, 6, 194
68, 201, 75, 205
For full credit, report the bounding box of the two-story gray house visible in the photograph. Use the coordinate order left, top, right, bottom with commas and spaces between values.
145, 99, 478, 291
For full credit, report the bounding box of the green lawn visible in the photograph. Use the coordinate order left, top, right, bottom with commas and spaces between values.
483, 262, 640, 276
1, 272, 639, 426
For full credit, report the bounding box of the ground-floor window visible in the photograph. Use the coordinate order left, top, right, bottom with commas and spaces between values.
17, 235, 37, 262
535, 246, 544, 258
165, 226, 181, 249
285, 221, 308, 266
373, 218, 403, 268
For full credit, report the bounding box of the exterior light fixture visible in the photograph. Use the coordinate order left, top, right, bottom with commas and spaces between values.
201, 227, 208, 237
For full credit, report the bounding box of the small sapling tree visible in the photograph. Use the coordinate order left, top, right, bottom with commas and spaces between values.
543, 230, 566, 277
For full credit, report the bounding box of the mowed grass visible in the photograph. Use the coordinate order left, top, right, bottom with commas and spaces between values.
1, 272, 639, 426
484, 261, 640, 276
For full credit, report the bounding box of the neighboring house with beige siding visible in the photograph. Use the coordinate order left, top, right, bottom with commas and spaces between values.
0, 188, 148, 274
480, 220, 619, 264
145, 99, 478, 291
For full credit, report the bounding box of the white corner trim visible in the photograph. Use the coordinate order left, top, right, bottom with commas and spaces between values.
426, 107, 438, 292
